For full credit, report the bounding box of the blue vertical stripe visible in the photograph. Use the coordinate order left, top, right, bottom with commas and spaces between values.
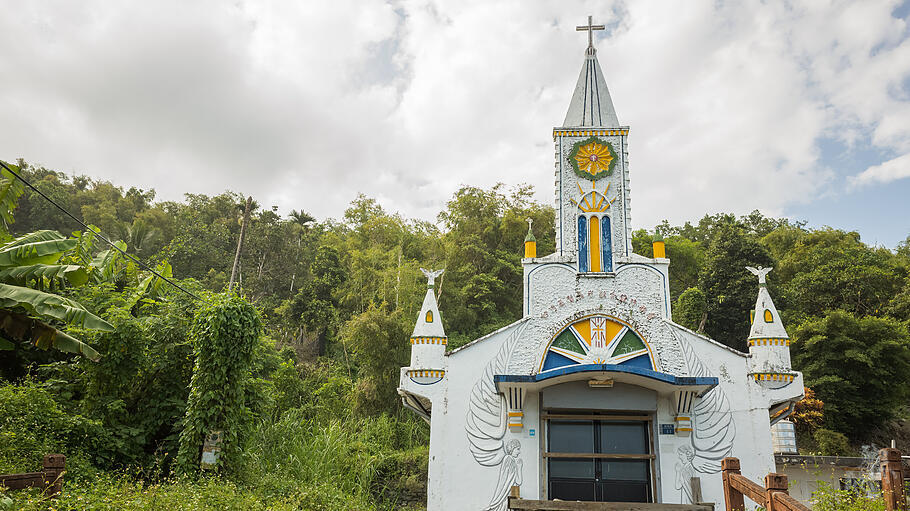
578, 216, 588, 272
601, 216, 612, 272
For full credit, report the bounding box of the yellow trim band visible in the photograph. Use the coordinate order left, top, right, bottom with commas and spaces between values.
747, 338, 790, 346
410, 337, 448, 345
751, 373, 795, 382
408, 370, 446, 378
553, 129, 629, 139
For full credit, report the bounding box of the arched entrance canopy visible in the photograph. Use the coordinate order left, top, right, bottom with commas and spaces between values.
494, 364, 717, 396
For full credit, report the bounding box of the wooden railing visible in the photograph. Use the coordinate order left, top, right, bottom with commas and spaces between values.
721, 457, 807, 511
722, 448, 907, 511
0, 454, 66, 497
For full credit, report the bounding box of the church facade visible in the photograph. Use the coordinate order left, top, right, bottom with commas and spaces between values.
398, 21, 804, 510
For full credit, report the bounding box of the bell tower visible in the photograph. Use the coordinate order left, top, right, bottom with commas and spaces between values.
554, 16, 631, 271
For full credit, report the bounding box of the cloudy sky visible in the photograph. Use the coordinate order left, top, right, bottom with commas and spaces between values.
2, 1, 909, 247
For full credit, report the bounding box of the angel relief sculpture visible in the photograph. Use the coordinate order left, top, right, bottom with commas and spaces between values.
674, 334, 736, 503
483, 439, 523, 510
465, 323, 527, 511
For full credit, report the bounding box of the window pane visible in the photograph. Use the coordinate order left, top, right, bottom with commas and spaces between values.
599, 422, 647, 454
578, 216, 588, 272
600, 460, 649, 481
549, 421, 594, 453
601, 216, 612, 272
598, 481, 650, 502
549, 459, 595, 479
551, 480, 596, 502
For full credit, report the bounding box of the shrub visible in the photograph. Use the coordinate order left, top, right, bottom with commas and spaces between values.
814, 428, 853, 456
0, 381, 109, 476
812, 481, 887, 511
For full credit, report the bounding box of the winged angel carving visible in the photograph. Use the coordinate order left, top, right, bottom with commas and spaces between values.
465, 323, 527, 511
675, 335, 736, 503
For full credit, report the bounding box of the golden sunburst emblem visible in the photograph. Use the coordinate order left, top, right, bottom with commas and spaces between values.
569, 137, 617, 180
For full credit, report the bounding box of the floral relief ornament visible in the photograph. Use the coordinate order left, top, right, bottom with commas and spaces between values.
569, 136, 617, 180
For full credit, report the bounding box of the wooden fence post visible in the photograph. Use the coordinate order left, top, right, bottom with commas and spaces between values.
764, 473, 788, 511
881, 448, 906, 511
42, 454, 65, 497
507, 485, 520, 510
722, 457, 745, 511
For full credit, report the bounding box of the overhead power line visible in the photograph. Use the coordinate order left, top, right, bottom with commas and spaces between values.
0, 160, 203, 302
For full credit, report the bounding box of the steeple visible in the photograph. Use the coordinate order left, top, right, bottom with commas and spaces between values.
406, 268, 447, 385
745, 266, 794, 387
746, 266, 789, 341
413, 269, 446, 339
563, 16, 619, 128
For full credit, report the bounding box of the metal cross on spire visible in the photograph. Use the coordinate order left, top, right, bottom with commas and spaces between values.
576, 15, 605, 54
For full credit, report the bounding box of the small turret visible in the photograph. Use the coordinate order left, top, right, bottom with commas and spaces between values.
407, 268, 447, 385
745, 266, 794, 388
652, 233, 666, 259
524, 218, 537, 259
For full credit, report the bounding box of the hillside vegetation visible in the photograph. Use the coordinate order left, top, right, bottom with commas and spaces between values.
1, 159, 908, 509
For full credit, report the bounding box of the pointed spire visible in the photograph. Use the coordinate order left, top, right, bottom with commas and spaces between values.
563, 16, 619, 128
413, 269, 446, 338
746, 267, 789, 340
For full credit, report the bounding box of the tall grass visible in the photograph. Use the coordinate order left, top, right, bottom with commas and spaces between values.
241, 407, 428, 508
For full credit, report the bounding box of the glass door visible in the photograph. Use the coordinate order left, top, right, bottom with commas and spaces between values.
545, 414, 653, 502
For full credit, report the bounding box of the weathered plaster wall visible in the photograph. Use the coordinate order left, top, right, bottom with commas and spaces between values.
520, 260, 678, 376
554, 132, 631, 259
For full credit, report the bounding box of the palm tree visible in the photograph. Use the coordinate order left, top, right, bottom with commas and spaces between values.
288, 210, 315, 293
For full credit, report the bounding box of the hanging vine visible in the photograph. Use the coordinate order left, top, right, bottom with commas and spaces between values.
175, 293, 261, 475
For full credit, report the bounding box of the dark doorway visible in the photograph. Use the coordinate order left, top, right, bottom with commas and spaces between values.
546, 416, 653, 502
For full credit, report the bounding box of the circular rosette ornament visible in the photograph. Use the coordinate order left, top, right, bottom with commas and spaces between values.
569, 137, 617, 180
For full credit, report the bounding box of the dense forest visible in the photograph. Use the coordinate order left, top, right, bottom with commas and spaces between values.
1, 158, 909, 509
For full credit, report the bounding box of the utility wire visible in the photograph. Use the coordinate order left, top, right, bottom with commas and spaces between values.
0, 160, 203, 301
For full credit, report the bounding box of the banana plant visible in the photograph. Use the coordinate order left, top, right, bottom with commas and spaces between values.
0, 230, 112, 361
0, 161, 25, 229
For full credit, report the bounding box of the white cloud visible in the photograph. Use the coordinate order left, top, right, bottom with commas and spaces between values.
851, 152, 910, 186
0, 0, 908, 229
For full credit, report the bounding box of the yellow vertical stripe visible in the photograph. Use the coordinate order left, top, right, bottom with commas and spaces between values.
590, 216, 602, 272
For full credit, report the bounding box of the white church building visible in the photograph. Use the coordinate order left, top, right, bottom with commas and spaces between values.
398, 17, 804, 510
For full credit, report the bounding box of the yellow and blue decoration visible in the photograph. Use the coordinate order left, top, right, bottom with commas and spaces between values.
568, 136, 618, 180
652, 233, 666, 259
408, 369, 445, 385
524, 218, 537, 258
540, 315, 655, 372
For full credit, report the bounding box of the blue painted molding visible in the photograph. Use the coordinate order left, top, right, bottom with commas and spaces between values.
494, 364, 718, 390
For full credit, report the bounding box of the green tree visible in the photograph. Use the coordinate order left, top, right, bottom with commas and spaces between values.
282, 246, 347, 359
673, 287, 706, 332
665, 236, 704, 301
176, 294, 262, 475
437, 184, 554, 345
343, 306, 411, 415
792, 311, 910, 438
698, 222, 774, 349
776, 228, 903, 319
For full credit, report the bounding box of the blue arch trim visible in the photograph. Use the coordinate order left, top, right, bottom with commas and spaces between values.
494, 364, 718, 389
